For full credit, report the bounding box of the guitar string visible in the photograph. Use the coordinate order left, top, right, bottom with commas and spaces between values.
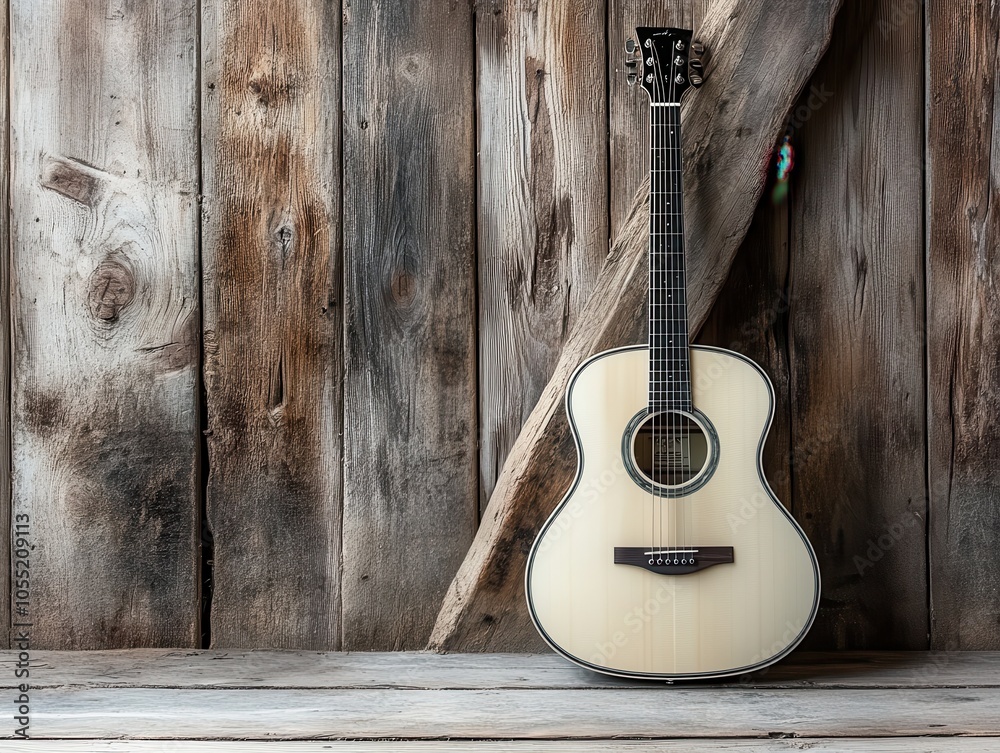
655, 37, 670, 566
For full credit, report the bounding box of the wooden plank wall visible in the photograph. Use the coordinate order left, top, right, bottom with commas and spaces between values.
4, 0, 1000, 652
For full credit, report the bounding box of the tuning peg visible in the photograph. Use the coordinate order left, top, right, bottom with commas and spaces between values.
625, 36, 639, 86
691, 42, 705, 55
689, 57, 704, 87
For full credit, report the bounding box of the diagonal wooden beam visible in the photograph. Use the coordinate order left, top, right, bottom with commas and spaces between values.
429, 0, 846, 652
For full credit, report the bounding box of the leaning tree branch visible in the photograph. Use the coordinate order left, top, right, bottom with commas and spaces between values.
429, 0, 846, 651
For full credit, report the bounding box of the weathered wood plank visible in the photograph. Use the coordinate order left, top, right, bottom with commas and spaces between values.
9, 0, 200, 648
429, 0, 845, 652
12, 687, 1000, 739
201, 0, 342, 649
0, 650, 997, 690
0, 0, 10, 651
927, 0, 1000, 649
608, 0, 711, 236
789, 0, 926, 649
476, 0, 609, 511
2, 741, 1000, 752
341, 1, 478, 649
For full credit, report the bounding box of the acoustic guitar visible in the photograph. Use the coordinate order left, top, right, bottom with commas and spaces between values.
525, 27, 820, 680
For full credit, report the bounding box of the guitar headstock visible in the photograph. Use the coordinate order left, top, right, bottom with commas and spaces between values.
625, 27, 706, 103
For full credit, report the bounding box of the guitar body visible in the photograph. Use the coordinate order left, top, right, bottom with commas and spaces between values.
526, 344, 820, 680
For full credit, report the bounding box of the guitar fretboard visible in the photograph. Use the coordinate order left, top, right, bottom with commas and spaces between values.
648, 103, 692, 412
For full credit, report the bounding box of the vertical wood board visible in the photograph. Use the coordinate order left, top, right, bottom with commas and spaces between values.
201, 0, 343, 648
341, 0, 478, 649
477, 0, 609, 512
790, 0, 927, 649
9, 0, 201, 647
927, 0, 1000, 649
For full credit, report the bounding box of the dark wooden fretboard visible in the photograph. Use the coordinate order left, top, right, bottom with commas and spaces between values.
648, 102, 691, 412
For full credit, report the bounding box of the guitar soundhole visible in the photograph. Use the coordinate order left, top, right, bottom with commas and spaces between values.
632, 411, 710, 487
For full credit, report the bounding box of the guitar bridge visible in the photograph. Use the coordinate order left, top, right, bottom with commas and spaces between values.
614, 546, 734, 575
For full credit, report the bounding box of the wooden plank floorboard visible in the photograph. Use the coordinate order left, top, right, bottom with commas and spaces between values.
1, 651, 998, 690
12, 687, 1000, 739
2, 741, 1000, 752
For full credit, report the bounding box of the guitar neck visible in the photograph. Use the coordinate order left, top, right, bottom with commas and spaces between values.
648, 102, 692, 412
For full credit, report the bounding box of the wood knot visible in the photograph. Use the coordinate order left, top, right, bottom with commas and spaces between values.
390, 268, 416, 307
248, 73, 296, 108
89, 259, 135, 321
41, 156, 100, 206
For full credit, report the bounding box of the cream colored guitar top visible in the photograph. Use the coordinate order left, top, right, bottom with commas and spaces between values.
524, 27, 820, 680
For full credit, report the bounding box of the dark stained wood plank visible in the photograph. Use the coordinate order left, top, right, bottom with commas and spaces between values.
608, 0, 712, 237
8, 0, 201, 647
698, 188, 793, 506
789, 0, 926, 649
476, 0, 609, 512
201, 0, 342, 648
341, 1, 477, 649
429, 0, 845, 651
927, 0, 1000, 649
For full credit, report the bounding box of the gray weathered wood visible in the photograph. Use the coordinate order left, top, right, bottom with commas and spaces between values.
9, 0, 200, 648
429, 0, 845, 652
341, 0, 478, 649
0, 0, 10, 651
2, 741, 1000, 752
0, 650, 997, 690
11, 686, 1000, 739
476, 0, 609, 511
2, 742, 1000, 753
926, 0, 1000, 650
201, 0, 342, 649
789, 0, 927, 649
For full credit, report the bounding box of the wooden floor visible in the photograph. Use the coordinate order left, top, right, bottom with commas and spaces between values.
0, 651, 997, 750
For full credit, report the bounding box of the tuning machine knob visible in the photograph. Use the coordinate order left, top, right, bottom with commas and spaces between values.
689, 58, 704, 87
625, 37, 639, 86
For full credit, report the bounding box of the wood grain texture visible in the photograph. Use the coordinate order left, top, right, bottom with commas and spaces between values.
789, 0, 926, 649
429, 0, 845, 652
2, 650, 997, 690
0, 0, 9, 651
698, 193, 793, 505
12, 686, 1000, 739
341, 0, 477, 649
2, 742, 999, 753
608, 0, 712, 236
476, 0, 608, 511
9, 0, 200, 648
927, 0, 1000, 650
201, 0, 342, 649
